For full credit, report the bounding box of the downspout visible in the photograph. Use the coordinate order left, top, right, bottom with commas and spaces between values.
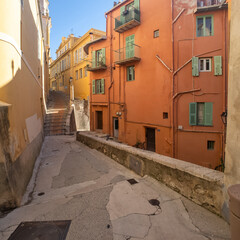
171, 0, 175, 158
222, 8, 228, 169
106, 12, 114, 135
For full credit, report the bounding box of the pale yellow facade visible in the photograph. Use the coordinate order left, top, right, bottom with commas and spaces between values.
0, 0, 49, 210
49, 35, 79, 93
49, 29, 105, 100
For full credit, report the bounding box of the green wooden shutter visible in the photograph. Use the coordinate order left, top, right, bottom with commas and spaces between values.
189, 103, 197, 126
92, 51, 96, 68
214, 56, 222, 76
192, 57, 199, 76
101, 79, 105, 94
92, 80, 95, 94
134, 0, 140, 10
120, 6, 125, 23
126, 35, 135, 59
102, 48, 106, 65
204, 102, 213, 126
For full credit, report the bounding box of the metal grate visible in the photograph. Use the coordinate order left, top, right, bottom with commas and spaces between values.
127, 179, 138, 185
8, 220, 71, 240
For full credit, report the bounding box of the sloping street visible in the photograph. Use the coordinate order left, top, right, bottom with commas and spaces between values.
0, 135, 230, 240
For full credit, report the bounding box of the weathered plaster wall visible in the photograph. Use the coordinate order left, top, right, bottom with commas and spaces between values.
224, 0, 240, 188
77, 132, 224, 216
0, 0, 47, 211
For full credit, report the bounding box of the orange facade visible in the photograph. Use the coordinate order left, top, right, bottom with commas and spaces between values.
87, 0, 229, 170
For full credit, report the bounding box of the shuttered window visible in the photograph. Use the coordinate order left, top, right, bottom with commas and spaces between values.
92, 48, 106, 67
189, 102, 213, 126
92, 79, 105, 94
126, 35, 135, 59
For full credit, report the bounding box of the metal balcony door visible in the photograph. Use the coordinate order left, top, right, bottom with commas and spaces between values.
126, 35, 135, 59
146, 128, 155, 152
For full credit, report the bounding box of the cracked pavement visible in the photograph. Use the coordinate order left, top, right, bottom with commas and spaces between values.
0, 135, 230, 240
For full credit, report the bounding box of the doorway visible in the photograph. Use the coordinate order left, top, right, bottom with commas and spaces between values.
96, 111, 103, 130
113, 117, 119, 138
146, 127, 156, 152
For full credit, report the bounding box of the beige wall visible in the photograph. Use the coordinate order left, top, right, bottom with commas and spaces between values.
0, 0, 48, 210
224, 0, 240, 187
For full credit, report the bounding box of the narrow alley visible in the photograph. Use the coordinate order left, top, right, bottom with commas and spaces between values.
0, 134, 230, 239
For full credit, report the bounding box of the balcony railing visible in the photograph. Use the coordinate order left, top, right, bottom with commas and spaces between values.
196, 0, 227, 12
86, 60, 107, 72
114, 44, 141, 65
115, 9, 140, 33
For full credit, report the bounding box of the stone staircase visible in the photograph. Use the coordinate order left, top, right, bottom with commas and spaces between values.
44, 91, 71, 136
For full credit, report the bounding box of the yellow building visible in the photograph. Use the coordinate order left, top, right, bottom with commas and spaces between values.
71, 29, 105, 100
49, 34, 79, 93
0, 0, 50, 210
49, 29, 105, 100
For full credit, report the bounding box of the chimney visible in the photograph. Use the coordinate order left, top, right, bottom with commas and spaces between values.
114, 1, 117, 6
62, 36, 66, 42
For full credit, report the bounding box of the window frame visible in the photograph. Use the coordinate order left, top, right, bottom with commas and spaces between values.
93, 79, 105, 94
189, 102, 213, 126
75, 70, 78, 80
153, 29, 159, 38
196, 15, 214, 37
127, 66, 135, 81
199, 58, 212, 72
79, 68, 83, 79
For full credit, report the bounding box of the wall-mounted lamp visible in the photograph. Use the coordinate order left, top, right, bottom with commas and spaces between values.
221, 111, 227, 124
69, 76, 73, 83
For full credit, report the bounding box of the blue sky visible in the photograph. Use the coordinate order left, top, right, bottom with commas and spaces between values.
49, 0, 115, 59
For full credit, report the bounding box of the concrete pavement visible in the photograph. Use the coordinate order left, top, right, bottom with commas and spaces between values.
0, 135, 230, 240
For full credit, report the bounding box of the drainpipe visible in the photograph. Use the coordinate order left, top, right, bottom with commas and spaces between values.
106, 13, 114, 135
171, 0, 175, 158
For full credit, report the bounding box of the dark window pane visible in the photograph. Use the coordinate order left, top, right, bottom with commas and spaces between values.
205, 17, 212, 36
197, 18, 204, 36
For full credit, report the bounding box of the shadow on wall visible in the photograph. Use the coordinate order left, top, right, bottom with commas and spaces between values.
0, 0, 45, 212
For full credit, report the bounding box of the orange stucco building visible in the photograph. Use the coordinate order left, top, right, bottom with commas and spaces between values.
86, 0, 229, 170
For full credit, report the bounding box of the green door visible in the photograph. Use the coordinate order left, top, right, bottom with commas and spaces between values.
126, 35, 135, 59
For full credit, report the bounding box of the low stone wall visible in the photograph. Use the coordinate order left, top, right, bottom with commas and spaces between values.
77, 132, 225, 216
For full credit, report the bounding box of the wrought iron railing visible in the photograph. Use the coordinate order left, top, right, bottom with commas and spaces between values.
114, 44, 141, 63
115, 9, 140, 29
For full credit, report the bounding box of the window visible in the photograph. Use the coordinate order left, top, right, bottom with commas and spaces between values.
79, 68, 83, 79
75, 70, 78, 80
189, 102, 213, 126
163, 112, 168, 119
92, 48, 106, 67
92, 79, 105, 94
154, 30, 159, 38
199, 58, 211, 72
197, 15, 213, 37
84, 67, 87, 77
21, 0, 24, 8
79, 48, 82, 61
207, 141, 215, 150
65, 46, 67, 51
62, 75, 64, 85
193, 56, 222, 76
127, 66, 135, 81
126, 1, 134, 10
126, 35, 135, 59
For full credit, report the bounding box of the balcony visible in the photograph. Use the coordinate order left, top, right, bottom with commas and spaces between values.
86, 61, 107, 72
115, 9, 140, 33
195, 0, 228, 13
114, 44, 141, 65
